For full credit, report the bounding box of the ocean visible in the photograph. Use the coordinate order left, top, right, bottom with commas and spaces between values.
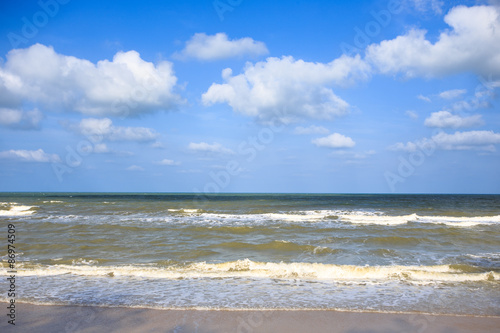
1, 193, 499, 316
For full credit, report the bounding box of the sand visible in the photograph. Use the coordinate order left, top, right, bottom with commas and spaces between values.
1, 302, 499, 332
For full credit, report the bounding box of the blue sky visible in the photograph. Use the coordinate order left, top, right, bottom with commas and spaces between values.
0, 0, 499, 193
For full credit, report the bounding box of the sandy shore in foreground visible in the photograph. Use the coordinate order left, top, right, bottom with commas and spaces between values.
1, 302, 499, 333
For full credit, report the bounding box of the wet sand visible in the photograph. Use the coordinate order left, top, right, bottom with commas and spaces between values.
1, 302, 499, 332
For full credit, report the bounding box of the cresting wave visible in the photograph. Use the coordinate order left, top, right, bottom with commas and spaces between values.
168, 208, 202, 213
4, 201, 499, 227
173, 209, 500, 227
0, 203, 37, 216
3, 259, 498, 283
338, 213, 500, 226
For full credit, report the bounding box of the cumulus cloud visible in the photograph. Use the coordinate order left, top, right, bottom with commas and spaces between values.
0, 44, 182, 117
424, 111, 483, 128
202, 55, 370, 122
70, 118, 159, 142
175, 33, 268, 61
366, 5, 500, 78
390, 130, 500, 152
0, 149, 60, 162
188, 142, 234, 154
201, 5, 499, 124
0, 108, 42, 129
432, 131, 500, 150
312, 133, 355, 148
293, 125, 329, 135
439, 89, 467, 99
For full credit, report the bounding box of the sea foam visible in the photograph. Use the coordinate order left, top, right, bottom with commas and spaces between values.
4, 259, 498, 284
0, 204, 36, 216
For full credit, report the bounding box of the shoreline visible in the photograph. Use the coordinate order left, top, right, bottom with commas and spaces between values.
4, 300, 500, 318
2, 302, 499, 332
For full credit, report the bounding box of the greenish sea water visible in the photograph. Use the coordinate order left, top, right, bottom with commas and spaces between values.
1, 193, 499, 315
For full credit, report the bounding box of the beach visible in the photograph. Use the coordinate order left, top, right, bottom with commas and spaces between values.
2, 0, 500, 330
2, 302, 500, 332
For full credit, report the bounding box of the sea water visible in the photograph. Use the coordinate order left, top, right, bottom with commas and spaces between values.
0, 193, 499, 315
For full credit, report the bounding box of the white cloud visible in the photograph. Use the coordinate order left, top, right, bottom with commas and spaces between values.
432, 130, 500, 150
417, 95, 431, 102
126, 165, 144, 171
93, 143, 110, 153
87, 143, 132, 156
72, 118, 159, 142
312, 133, 355, 149
201, 5, 500, 124
409, 0, 444, 14
366, 5, 500, 78
176, 33, 268, 61
0, 149, 60, 162
388, 141, 421, 152
0, 108, 42, 129
188, 142, 234, 154
202, 55, 370, 122
156, 159, 180, 166
405, 110, 419, 119
439, 89, 467, 99
387, 142, 419, 153
330, 149, 375, 159
448, 88, 493, 112
293, 125, 329, 135
424, 111, 483, 128
152, 141, 166, 149
0, 44, 182, 117
390, 130, 500, 152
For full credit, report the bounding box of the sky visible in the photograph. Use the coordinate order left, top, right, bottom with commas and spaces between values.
0, 0, 499, 194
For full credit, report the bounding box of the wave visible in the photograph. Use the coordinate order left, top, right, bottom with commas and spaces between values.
364, 236, 423, 246
189, 210, 500, 227
0, 204, 37, 216
176, 209, 340, 222
460, 253, 500, 270
3, 259, 498, 283
168, 208, 203, 213
339, 213, 500, 227
264, 212, 336, 222
339, 213, 417, 225
9, 204, 500, 228
415, 215, 500, 227
210, 240, 338, 255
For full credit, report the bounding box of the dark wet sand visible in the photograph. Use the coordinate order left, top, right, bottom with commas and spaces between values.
1, 302, 499, 332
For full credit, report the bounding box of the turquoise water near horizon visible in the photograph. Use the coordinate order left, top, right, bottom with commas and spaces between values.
1, 193, 499, 315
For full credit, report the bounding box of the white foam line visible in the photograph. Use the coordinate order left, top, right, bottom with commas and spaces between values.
3, 260, 498, 283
